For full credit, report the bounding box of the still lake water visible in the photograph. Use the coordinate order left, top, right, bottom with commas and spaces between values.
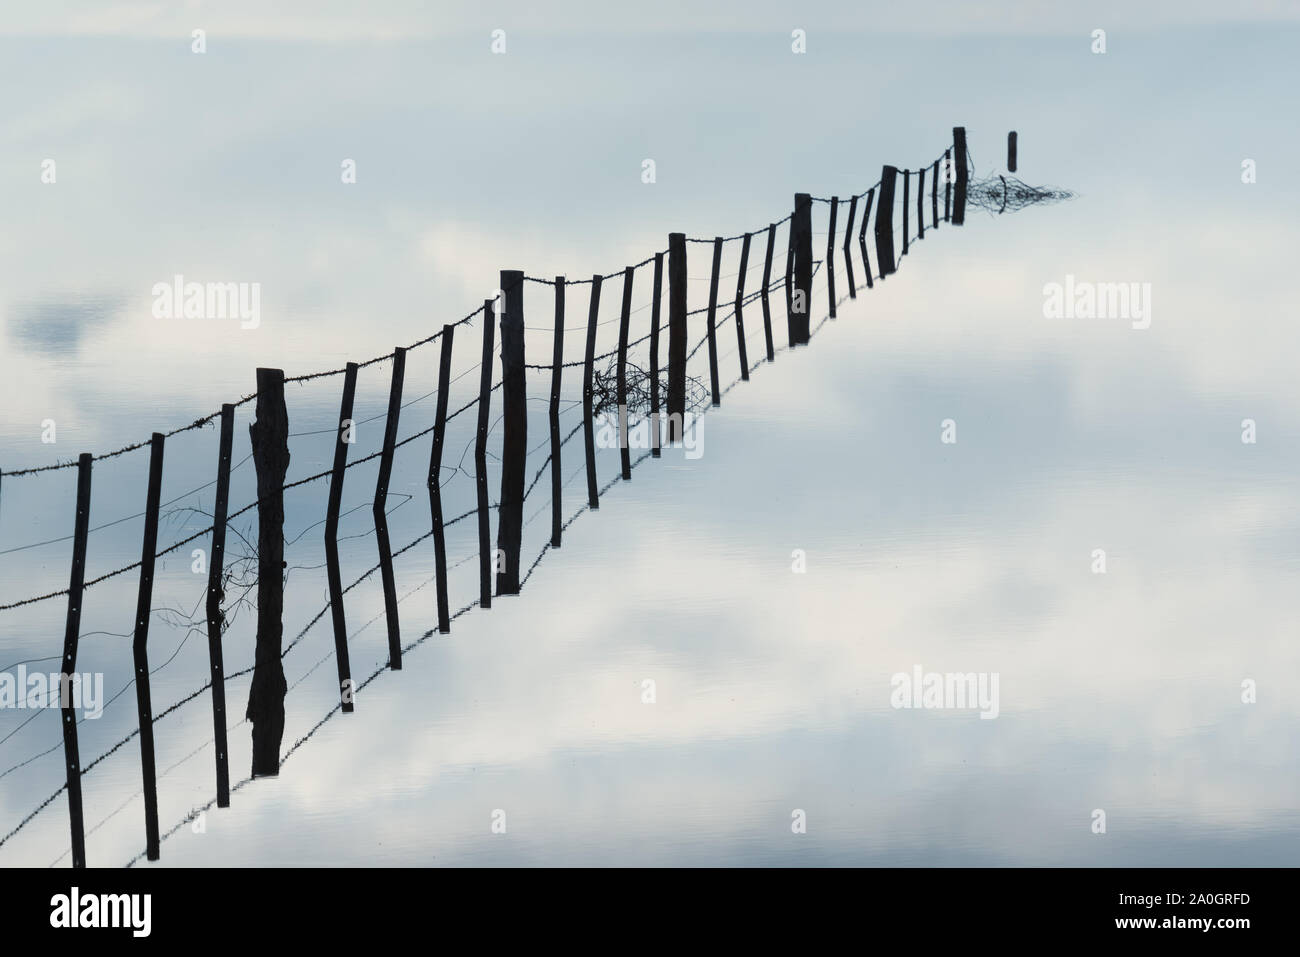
2, 19, 1299, 866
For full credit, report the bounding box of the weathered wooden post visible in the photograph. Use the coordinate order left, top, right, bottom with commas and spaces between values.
616, 266, 634, 480
374, 347, 405, 665
1007, 131, 1017, 173
132, 433, 164, 860
792, 193, 813, 344
952, 127, 968, 225
876, 167, 898, 277
826, 197, 838, 316
582, 277, 601, 506
428, 326, 455, 633
705, 237, 722, 404
902, 170, 911, 256
549, 281, 566, 539
61, 452, 91, 867
916, 167, 926, 241
496, 270, 526, 595
475, 299, 495, 607
760, 224, 776, 360
248, 368, 290, 772
324, 363, 357, 713
666, 234, 687, 443
648, 256, 663, 458
784, 224, 794, 345
206, 403, 233, 807
931, 159, 940, 230
858, 187, 875, 288
734, 232, 751, 379
842, 196, 858, 297
944, 148, 953, 222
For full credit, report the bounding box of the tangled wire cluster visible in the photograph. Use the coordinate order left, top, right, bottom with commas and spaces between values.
966, 174, 1075, 215
591, 358, 709, 416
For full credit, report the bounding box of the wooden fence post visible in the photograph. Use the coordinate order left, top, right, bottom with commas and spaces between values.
582, 276, 602, 505
616, 266, 633, 480
206, 403, 233, 807
952, 127, 968, 225
667, 234, 687, 443
876, 167, 898, 277
858, 187, 875, 288
902, 170, 910, 257
705, 237, 722, 404
792, 193, 813, 344
549, 281, 566, 540
247, 368, 289, 775
374, 347, 405, 665
497, 270, 526, 595
476, 299, 496, 607
649, 256, 663, 458
931, 159, 940, 230
734, 232, 751, 379
428, 326, 455, 633
842, 196, 858, 297
944, 148, 953, 222
760, 224, 776, 360
132, 433, 164, 860
324, 363, 358, 713
784, 222, 794, 346
826, 197, 838, 317
61, 452, 92, 867
1008, 131, 1017, 172
917, 167, 926, 241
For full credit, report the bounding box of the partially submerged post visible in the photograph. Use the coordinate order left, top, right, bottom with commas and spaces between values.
760, 224, 777, 360
582, 277, 602, 505
475, 300, 495, 608
858, 187, 875, 288
666, 234, 687, 443
952, 127, 968, 225
61, 452, 92, 867
324, 363, 358, 712
549, 282, 566, 539
792, 193, 813, 344
374, 347, 406, 664
876, 167, 898, 277
616, 266, 634, 479
496, 271, 526, 595
705, 237, 722, 403
1007, 131, 1017, 173
734, 232, 751, 378
826, 197, 839, 316
206, 404, 234, 806
132, 433, 164, 860
842, 196, 858, 297
648, 257, 663, 458
428, 327, 455, 632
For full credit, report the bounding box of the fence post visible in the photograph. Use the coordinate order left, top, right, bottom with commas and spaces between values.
206, 403, 233, 807
428, 326, 455, 633
1007, 131, 1017, 172
858, 187, 875, 288
842, 196, 858, 297
876, 167, 898, 277
826, 197, 839, 317
549, 281, 566, 541
616, 266, 633, 480
734, 232, 751, 379
784, 222, 794, 346
760, 223, 776, 360
247, 367, 289, 775
705, 237, 722, 404
792, 193, 812, 344
931, 159, 940, 230
582, 276, 602, 505
902, 170, 910, 257
917, 167, 926, 241
667, 234, 687, 443
324, 363, 357, 713
649, 256, 663, 458
132, 432, 164, 861
476, 299, 496, 608
374, 347, 405, 665
497, 270, 526, 595
944, 148, 953, 222
952, 127, 968, 225
61, 452, 91, 867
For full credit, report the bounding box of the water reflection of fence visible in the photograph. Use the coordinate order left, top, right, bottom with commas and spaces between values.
0, 127, 978, 867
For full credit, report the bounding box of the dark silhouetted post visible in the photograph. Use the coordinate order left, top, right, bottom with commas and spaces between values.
917, 167, 926, 241
132, 433, 164, 861
428, 326, 455, 632
1007, 131, 1017, 173
476, 299, 495, 608
931, 159, 940, 230
858, 187, 875, 288
902, 170, 911, 256
649, 256, 663, 458
876, 167, 898, 277
616, 266, 633, 479
705, 237, 722, 404
784, 222, 794, 345
792, 193, 812, 344
760, 223, 776, 360
374, 347, 405, 665
734, 232, 751, 379
324, 363, 357, 713
952, 127, 968, 225
247, 368, 289, 775
549, 282, 565, 540
944, 148, 953, 222
496, 270, 526, 595
582, 277, 601, 505
206, 403, 233, 807
826, 197, 838, 316
667, 234, 686, 443
61, 452, 91, 867
842, 196, 858, 297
